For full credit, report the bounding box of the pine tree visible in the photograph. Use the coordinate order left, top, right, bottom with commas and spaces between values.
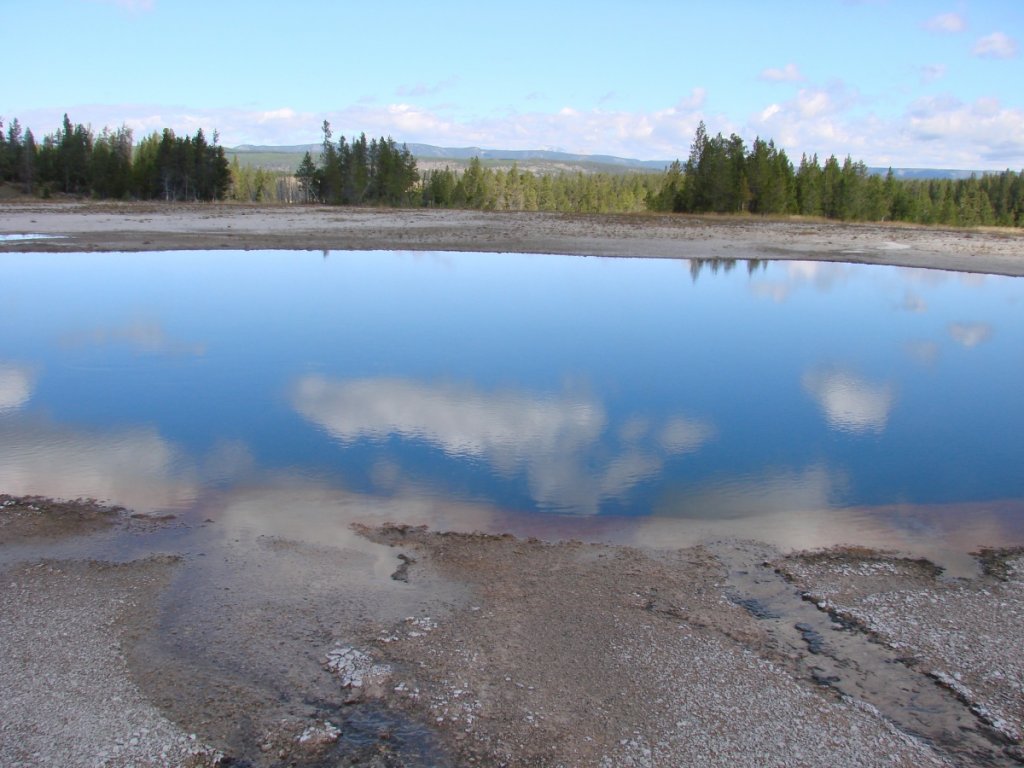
296, 152, 318, 203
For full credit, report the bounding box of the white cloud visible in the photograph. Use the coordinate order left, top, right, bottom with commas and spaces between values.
923, 12, 966, 33
0, 364, 34, 412
16, 77, 1023, 170
972, 32, 1019, 59
677, 87, 707, 110
750, 84, 1024, 169
795, 88, 832, 118
257, 107, 296, 123
803, 369, 895, 434
759, 63, 803, 82
750, 81, 872, 160
905, 95, 1024, 164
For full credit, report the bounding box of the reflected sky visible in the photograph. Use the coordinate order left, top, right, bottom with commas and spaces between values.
0, 250, 1022, 556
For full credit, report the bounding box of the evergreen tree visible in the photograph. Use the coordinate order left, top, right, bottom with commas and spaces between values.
651, 160, 684, 212
296, 152, 318, 203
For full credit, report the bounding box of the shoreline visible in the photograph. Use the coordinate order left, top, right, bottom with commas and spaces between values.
1, 201, 1023, 277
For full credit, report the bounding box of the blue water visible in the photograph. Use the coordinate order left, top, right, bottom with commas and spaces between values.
1, 250, 1022, 554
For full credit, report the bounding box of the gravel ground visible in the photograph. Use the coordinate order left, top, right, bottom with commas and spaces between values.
354, 527, 963, 767
0, 494, 123, 544
777, 547, 1024, 757
1, 202, 1023, 276
0, 556, 222, 767
2, 497, 1023, 766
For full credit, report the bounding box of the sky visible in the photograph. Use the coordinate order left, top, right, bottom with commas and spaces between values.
4, 0, 1023, 170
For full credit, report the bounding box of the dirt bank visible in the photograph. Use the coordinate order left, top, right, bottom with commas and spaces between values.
1, 201, 1022, 276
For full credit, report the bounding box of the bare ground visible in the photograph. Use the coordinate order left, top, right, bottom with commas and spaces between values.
2, 500, 1023, 767
1, 201, 1023, 276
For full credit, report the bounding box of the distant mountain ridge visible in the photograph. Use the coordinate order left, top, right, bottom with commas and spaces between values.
229, 142, 669, 171
227, 143, 983, 179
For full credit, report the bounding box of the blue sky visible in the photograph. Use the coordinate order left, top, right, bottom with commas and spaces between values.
4, 0, 1022, 169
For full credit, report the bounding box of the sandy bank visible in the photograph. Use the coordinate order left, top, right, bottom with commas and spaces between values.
1, 201, 1022, 277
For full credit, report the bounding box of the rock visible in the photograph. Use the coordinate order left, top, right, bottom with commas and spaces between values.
297, 720, 341, 749
325, 646, 392, 689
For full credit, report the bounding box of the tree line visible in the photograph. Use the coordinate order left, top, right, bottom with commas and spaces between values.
295, 121, 420, 206
3, 113, 1022, 228
650, 121, 1024, 227
298, 118, 1024, 226
419, 158, 656, 213
0, 114, 230, 201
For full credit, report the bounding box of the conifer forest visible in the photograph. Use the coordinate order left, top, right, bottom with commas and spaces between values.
2, 114, 1022, 228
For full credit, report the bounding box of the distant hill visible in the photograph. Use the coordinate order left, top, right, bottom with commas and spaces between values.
226, 143, 983, 179
866, 167, 981, 181
227, 143, 673, 175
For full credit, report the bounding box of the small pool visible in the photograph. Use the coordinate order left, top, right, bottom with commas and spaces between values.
1, 249, 1021, 562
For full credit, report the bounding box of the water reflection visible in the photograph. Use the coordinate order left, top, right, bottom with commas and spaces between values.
802, 369, 895, 434
59, 320, 207, 356
0, 363, 34, 412
687, 257, 766, 282
899, 291, 927, 313
0, 418, 197, 513
292, 375, 715, 514
292, 376, 606, 461
949, 322, 993, 348
655, 464, 843, 521
904, 340, 941, 366
750, 261, 853, 302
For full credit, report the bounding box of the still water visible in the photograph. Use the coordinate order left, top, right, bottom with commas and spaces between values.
1, 250, 1022, 561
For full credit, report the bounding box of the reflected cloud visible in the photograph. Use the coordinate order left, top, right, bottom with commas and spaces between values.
900, 291, 927, 313
751, 282, 792, 303
60, 320, 206, 356
212, 481, 506, 579
202, 439, 257, 484
803, 369, 894, 434
905, 340, 941, 366
0, 364, 34, 413
654, 465, 841, 522
659, 417, 716, 453
293, 375, 605, 460
632, 468, 1024, 576
751, 261, 852, 303
0, 419, 197, 512
292, 375, 715, 514
618, 416, 649, 443
949, 322, 993, 348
